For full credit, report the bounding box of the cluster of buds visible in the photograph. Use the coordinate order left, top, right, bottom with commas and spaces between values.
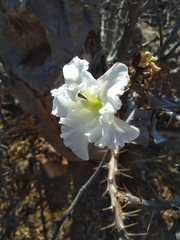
129, 51, 161, 91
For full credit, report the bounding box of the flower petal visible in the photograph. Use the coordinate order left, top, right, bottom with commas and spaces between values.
63, 57, 97, 101
63, 56, 89, 85
113, 117, 140, 147
61, 124, 90, 160
51, 57, 139, 161
59, 99, 96, 160
86, 113, 139, 149
97, 63, 129, 112
51, 85, 71, 117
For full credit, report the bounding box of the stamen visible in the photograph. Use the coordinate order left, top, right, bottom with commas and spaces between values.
78, 93, 87, 100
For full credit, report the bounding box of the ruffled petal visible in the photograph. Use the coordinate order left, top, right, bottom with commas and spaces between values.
97, 63, 129, 112
99, 100, 122, 116
51, 85, 71, 118
51, 57, 139, 161
63, 56, 89, 85
113, 117, 140, 147
61, 124, 90, 160
66, 83, 80, 102
86, 113, 139, 149
63, 57, 97, 101
59, 97, 98, 160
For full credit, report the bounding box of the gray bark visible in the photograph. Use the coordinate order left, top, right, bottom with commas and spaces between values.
0, 0, 104, 161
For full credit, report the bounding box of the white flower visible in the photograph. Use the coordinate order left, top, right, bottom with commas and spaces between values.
51, 57, 139, 160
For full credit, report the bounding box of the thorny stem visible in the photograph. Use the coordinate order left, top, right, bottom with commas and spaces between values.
51, 147, 180, 240
106, 148, 180, 239
51, 149, 110, 240
106, 146, 127, 239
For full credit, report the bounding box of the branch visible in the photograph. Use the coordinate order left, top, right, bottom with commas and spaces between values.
103, 147, 147, 239
152, 0, 163, 59
164, 216, 180, 240
162, 20, 180, 53
163, 40, 180, 60
106, 146, 127, 239
124, 192, 180, 212
115, 0, 143, 62
51, 149, 110, 240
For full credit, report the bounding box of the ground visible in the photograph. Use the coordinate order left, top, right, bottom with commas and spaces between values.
1, 111, 180, 240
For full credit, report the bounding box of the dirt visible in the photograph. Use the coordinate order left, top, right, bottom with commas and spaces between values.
1, 117, 180, 240
0, 125, 112, 240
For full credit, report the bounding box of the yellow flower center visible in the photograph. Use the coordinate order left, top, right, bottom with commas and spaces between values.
79, 89, 102, 116
86, 96, 102, 113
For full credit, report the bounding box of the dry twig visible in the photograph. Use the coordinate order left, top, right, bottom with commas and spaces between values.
51, 149, 110, 240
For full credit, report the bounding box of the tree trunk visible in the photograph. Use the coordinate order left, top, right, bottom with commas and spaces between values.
0, 0, 105, 161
